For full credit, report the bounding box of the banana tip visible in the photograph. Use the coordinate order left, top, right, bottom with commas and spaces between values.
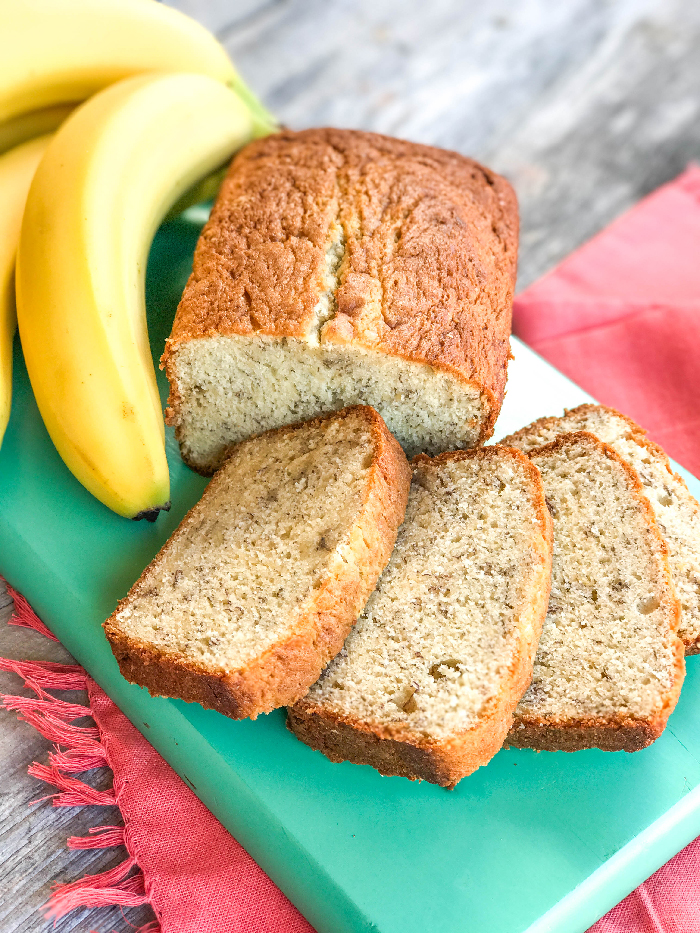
132, 502, 172, 523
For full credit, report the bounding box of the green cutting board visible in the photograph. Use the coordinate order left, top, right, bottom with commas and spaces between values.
2, 212, 700, 933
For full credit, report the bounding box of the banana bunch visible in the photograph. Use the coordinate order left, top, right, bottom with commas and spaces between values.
1, 0, 277, 518
0, 0, 275, 148
17, 73, 256, 519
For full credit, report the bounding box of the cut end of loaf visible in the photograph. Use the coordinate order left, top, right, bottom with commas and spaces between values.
166, 336, 492, 475
104, 405, 411, 719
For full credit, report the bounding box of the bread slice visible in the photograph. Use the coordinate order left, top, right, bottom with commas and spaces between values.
501, 404, 700, 654
162, 128, 518, 474
505, 432, 684, 752
104, 406, 411, 719
288, 446, 553, 788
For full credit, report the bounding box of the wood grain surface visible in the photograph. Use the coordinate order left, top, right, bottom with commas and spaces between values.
2, 1, 699, 930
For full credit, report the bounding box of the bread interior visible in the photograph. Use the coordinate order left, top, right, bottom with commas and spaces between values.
517, 437, 679, 723
110, 413, 377, 672
503, 405, 700, 652
171, 336, 485, 474
303, 452, 546, 742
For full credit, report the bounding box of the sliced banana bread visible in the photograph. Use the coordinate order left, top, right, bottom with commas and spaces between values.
506, 432, 684, 752
501, 404, 700, 654
163, 127, 518, 474
104, 406, 411, 719
288, 446, 553, 788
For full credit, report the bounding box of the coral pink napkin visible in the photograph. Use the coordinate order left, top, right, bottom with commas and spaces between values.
13, 164, 700, 932
513, 164, 700, 478
87, 678, 314, 933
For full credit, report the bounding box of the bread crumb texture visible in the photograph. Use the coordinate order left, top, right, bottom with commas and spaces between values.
501, 404, 700, 654
290, 446, 552, 786
103, 406, 411, 719
163, 128, 518, 473
507, 432, 684, 751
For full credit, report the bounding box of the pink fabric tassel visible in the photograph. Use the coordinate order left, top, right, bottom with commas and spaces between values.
68, 825, 126, 849
1, 656, 108, 769
28, 762, 117, 807
44, 854, 149, 918
20, 709, 102, 750
48, 744, 108, 773
4, 583, 57, 640
0, 657, 86, 690
3, 694, 104, 753
3, 690, 95, 722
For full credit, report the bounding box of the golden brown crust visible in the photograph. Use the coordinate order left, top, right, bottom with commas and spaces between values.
504, 711, 677, 753
103, 405, 412, 719
502, 404, 700, 654
288, 446, 553, 787
506, 431, 685, 752
287, 688, 525, 789
501, 403, 663, 456
162, 127, 519, 444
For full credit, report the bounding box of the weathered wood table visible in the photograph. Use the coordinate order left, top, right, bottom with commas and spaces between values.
2, 1, 699, 929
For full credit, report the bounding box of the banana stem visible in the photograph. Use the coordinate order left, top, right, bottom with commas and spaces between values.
227, 78, 279, 138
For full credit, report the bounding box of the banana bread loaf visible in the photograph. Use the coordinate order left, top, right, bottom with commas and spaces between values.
163, 128, 518, 474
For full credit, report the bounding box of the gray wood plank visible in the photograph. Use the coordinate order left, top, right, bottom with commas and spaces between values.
192, 0, 700, 289
3, 0, 700, 929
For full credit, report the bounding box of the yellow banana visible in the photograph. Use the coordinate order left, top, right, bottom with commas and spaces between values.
17, 73, 256, 520
0, 104, 74, 154
0, 134, 52, 446
0, 0, 276, 141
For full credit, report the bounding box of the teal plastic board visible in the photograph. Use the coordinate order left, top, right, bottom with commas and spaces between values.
2, 213, 699, 933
